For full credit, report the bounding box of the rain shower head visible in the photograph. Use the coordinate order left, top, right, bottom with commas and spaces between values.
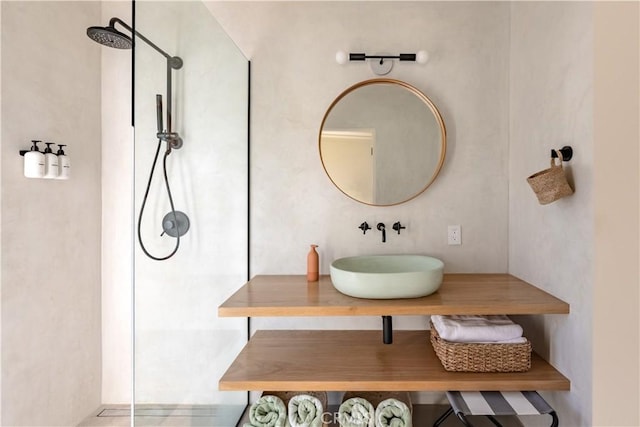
86, 25, 132, 50
86, 17, 182, 69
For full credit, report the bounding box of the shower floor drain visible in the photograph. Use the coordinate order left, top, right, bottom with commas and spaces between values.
99, 407, 227, 417
88, 404, 247, 426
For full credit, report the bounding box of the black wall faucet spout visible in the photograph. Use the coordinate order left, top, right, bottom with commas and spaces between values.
377, 223, 386, 243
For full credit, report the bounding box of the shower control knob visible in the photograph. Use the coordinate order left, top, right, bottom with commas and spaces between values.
161, 211, 190, 238
392, 221, 406, 234
358, 221, 372, 234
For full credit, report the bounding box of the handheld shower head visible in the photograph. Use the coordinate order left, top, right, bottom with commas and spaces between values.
86, 25, 132, 49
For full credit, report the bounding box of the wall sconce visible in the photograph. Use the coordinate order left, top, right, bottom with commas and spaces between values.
336, 50, 429, 75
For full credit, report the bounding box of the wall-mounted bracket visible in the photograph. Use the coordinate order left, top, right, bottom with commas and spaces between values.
551, 146, 573, 161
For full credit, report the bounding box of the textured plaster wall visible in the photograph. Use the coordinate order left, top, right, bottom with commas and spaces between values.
1, 1, 102, 424
207, 0, 510, 405
207, 1, 510, 281
509, 3, 593, 426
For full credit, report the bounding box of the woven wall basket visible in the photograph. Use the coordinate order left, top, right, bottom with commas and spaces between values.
527, 150, 574, 205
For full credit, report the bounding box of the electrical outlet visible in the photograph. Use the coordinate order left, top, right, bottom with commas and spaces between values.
448, 225, 461, 245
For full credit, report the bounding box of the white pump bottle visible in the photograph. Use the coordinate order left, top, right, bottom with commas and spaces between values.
56, 144, 70, 180
23, 140, 45, 178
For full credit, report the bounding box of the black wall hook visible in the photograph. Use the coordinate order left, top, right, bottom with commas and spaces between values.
551, 146, 573, 161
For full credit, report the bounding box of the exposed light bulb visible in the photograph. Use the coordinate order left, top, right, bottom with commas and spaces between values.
416, 50, 429, 64
335, 50, 348, 65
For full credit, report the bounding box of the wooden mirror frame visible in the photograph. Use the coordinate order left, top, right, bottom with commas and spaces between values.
319, 78, 447, 206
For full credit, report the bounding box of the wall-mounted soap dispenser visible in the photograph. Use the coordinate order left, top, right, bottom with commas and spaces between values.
56, 144, 70, 180
23, 140, 45, 178
43, 142, 59, 179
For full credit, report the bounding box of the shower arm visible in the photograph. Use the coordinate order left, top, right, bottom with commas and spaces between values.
110, 17, 182, 143
110, 17, 173, 63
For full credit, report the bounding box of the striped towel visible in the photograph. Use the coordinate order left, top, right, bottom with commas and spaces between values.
447, 391, 555, 416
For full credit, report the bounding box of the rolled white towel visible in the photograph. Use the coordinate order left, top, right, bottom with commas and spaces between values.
243, 395, 287, 427
338, 397, 375, 427
374, 398, 412, 427
431, 315, 523, 343
288, 394, 324, 427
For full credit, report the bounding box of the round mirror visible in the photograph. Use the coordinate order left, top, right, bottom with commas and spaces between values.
319, 79, 446, 206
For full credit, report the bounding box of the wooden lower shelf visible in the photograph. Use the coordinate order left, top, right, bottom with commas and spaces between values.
219, 330, 570, 392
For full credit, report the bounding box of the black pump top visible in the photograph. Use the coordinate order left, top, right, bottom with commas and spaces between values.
56, 144, 66, 155
44, 142, 54, 153
30, 140, 42, 151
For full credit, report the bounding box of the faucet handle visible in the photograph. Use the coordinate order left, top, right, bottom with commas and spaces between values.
376, 223, 386, 243
358, 221, 372, 234
392, 221, 406, 234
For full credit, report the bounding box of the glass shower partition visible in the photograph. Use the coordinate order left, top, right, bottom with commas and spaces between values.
133, 2, 248, 425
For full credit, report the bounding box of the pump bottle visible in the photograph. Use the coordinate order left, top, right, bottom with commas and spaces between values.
56, 144, 70, 180
23, 140, 45, 178
43, 142, 59, 179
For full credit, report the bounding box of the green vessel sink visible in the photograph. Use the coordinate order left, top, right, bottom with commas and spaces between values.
330, 255, 444, 299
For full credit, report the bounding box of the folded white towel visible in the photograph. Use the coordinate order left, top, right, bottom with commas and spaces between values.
464, 337, 528, 344
431, 315, 524, 343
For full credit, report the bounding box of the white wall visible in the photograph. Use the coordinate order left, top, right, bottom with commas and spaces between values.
208, 1, 509, 278
0, 1, 102, 425
207, 0, 510, 405
508, 3, 593, 426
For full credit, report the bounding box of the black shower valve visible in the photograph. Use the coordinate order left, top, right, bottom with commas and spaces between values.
358, 221, 372, 234
392, 221, 406, 234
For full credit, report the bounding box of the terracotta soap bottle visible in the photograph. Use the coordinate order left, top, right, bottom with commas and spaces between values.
307, 244, 319, 282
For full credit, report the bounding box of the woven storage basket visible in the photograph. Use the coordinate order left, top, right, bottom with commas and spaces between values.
342, 391, 412, 414
430, 322, 532, 372
526, 150, 573, 205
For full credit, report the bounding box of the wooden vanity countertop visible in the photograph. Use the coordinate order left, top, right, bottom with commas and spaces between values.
218, 274, 570, 317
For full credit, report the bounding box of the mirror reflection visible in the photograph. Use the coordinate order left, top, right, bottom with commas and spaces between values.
319, 79, 446, 206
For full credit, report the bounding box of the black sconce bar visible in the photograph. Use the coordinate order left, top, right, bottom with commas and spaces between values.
349, 53, 417, 62
337, 50, 428, 75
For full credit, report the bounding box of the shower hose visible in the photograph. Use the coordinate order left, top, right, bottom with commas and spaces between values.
137, 138, 180, 261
